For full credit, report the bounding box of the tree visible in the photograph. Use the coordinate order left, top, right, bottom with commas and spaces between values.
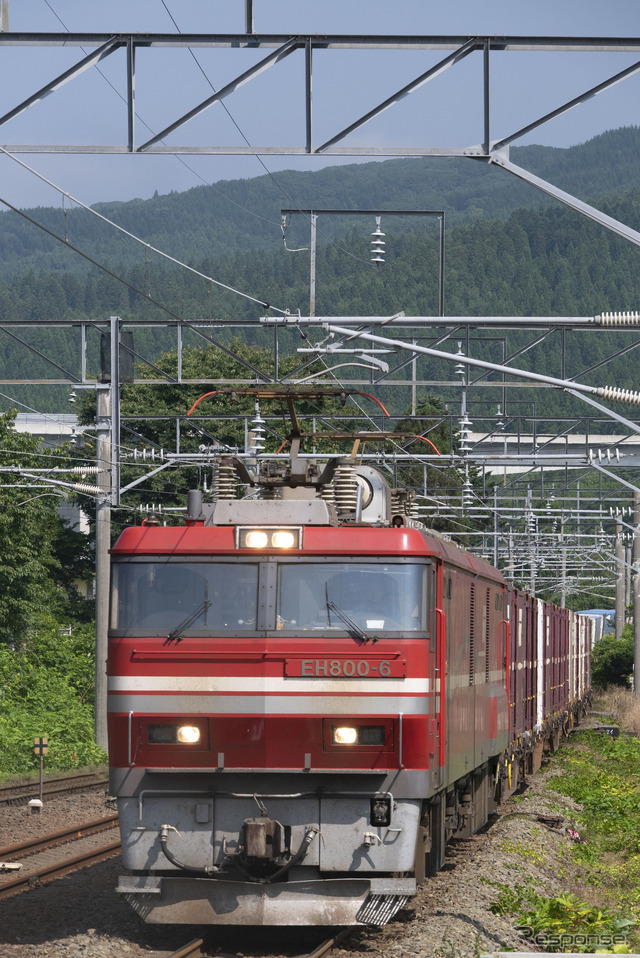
590, 629, 634, 688
0, 411, 93, 644
0, 617, 106, 773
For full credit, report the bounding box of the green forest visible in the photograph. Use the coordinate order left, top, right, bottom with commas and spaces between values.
1, 127, 640, 419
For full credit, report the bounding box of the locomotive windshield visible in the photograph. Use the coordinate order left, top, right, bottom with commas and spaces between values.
110, 561, 259, 633
110, 558, 428, 635
277, 562, 427, 633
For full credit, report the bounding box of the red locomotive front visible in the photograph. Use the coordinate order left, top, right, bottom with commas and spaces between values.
106, 458, 559, 926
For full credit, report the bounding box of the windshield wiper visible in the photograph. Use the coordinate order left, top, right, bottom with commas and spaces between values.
165, 599, 211, 644
325, 586, 373, 644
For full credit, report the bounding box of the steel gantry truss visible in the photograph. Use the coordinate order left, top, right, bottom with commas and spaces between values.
0, 29, 639, 249
5, 311, 640, 545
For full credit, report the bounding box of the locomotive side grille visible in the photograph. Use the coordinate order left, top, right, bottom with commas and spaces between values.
485, 587, 491, 684
469, 583, 475, 687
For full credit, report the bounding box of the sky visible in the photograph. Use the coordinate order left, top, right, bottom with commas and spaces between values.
0, 0, 638, 210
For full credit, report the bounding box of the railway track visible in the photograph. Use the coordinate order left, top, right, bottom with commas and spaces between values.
299, 929, 352, 958
163, 927, 353, 958
0, 816, 120, 899
0, 813, 118, 860
167, 940, 205, 958
0, 771, 109, 806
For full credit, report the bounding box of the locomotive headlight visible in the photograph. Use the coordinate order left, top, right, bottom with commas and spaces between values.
177, 725, 201, 744
331, 725, 386, 746
333, 726, 358, 745
238, 527, 301, 549
244, 530, 269, 549
148, 723, 201, 745
271, 530, 295, 549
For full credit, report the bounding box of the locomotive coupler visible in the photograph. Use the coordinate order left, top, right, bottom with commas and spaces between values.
241, 816, 285, 860
238, 820, 320, 884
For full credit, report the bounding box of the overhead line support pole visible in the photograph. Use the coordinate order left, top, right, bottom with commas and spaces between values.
634, 491, 640, 694
94, 383, 111, 753
616, 519, 625, 640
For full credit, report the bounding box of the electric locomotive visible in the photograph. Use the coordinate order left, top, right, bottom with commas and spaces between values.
108, 447, 589, 926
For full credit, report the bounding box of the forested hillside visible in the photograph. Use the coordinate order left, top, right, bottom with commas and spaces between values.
1, 126, 640, 414
0, 126, 639, 282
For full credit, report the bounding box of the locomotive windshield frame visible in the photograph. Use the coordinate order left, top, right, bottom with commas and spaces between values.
109, 555, 432, 638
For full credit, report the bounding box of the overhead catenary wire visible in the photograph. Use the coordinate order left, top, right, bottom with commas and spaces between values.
0, 154, 289, 316
40, 0, 281, 232
157, 0, 374, 268
37, 0, 372, 270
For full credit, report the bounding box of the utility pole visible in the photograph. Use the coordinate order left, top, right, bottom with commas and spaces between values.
94, 383, 111, 751
94, 317, 121, 751
560, 515, 567, 609
633, 491, 640, 695
616, 518, 625, 640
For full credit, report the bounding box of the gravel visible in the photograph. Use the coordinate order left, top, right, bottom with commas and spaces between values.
0, 750, 597, 958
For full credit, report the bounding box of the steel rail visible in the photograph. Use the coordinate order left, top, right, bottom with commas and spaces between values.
0, 814, 118, 861
0, 773, 109, 806
0, 839, 121, 900
166, 940, 205, 958
296, 928, 352, 958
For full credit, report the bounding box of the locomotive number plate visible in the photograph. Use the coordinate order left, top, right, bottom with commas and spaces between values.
285, 658, 406, 678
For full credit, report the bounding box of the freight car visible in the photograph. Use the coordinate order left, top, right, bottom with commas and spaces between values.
108, 452, 590, 927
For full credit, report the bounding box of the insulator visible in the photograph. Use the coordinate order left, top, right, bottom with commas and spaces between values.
320, 483, 335, 503
390, 489, 415, 517
370, 219, 385, 265
213, 462, 237, 500
68, 465, 100, 475
72, 482, 101, 496
333, 462, 359, 516
596, 385, 640, 406
597, 311, 640, 327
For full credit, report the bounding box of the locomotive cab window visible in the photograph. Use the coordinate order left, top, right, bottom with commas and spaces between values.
110, 560, 260, 634
276, 560, 429, 634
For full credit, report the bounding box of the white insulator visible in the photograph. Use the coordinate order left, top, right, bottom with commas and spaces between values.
69, 465, 100, 475
213, 463, 237, 500
596, 385, 640, 406
320, 483, 335, 503
72, 482, 101, 496
597, 311, 640, 327
333, 462, 359, 515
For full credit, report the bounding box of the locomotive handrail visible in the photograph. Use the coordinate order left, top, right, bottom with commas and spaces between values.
131, 650, 406, 662
131, 651, 270, 661
499, 618, 511, 707
435, 607, 446, 769
128, 711, 134, 768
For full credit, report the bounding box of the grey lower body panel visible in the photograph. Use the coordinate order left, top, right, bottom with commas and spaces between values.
117, 874, 415, 926
109, 766, 439, 801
